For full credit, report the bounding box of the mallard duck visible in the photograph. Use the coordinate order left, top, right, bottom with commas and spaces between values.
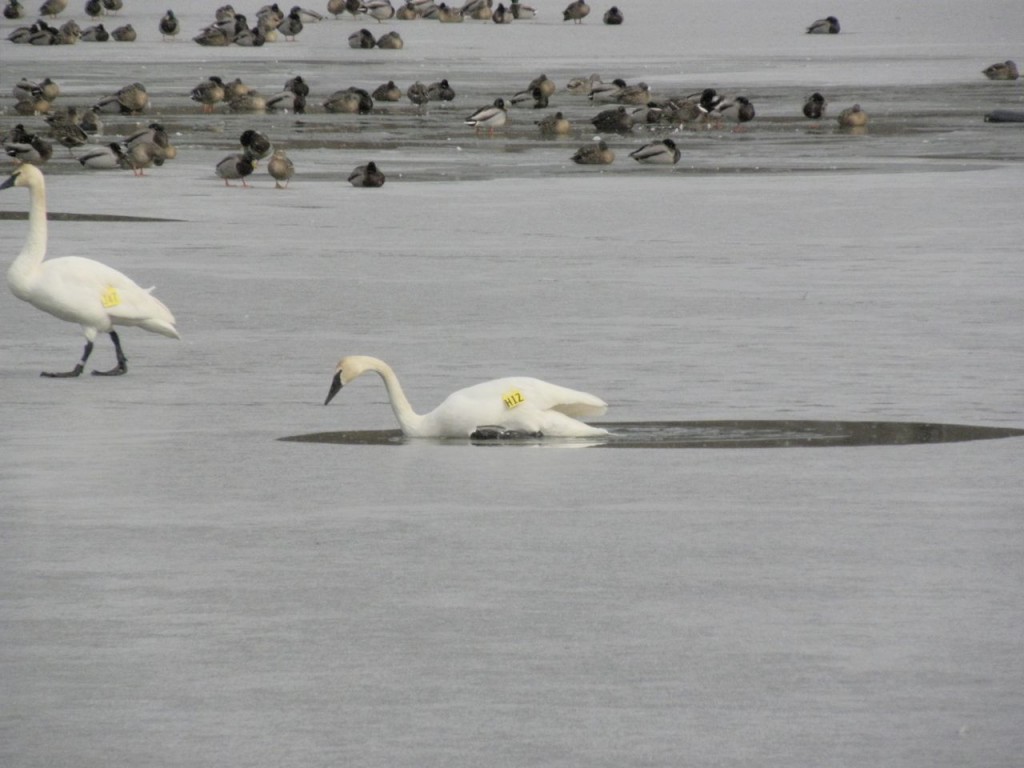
567, 73, 602, 95
14, 97, 53, 116
101, 0, 122, 12
339, 0, 363, 17
492, 3, 511, 23
4, 130, 53, 164
590, 105, 634, 133
536, 111, 571, 136
527, 73, 556, 98
94, 82, 149, 114
407, 81, 429, 106
667, 88, 723, 126
239, 129, 272, 159
376, 30, 403, 48
602, 5, 622, 24
111, 24, 135, 41
589, 78, 629, 103
802, 92, 827, 120
193, 25, 232, 46
437, 3, 463, 22
348, 161, 386, 187
426, 79, 456, 101
256, 3, 284, 27
228, 91, 267, 113
14, 95, 51, 116
806, 16, 839, 34
323, 87, 374, 113
982, 60, 1019, 81
713, 95, 755, 125
613, 82, 651, 105
119, 141, 165, 176
296, 7, 324, 21
465, 98, 507, 133
125, 123, 170, 153
49, 114, 89, 153
265, 91, 306, 112
158, 8, 178, 38
372, 80, 403, 102
364, 0, 395, 21
13, 78, 53, 105
7, 22, 36, 43
267, 148, 294, 189
322, 89, 359, 114
462, 0, 490, 20
277, 6, 303, 40
395, 1, 418, 19
77, 142, 127, 169
191, 76, 226, 113
232, 23, 266, 46
509, 0, 534, 19
348, 27, 376, 48
222, 77, 250, 101
216, 152, 256, 186
31, 20, 61, 43
38, 0, 67, 17
4, 0, 25, 19
84, 0, 102, 17
510, 87, 548, 109
79, 108, 102, 134
837, 103, 868, 128
629, 138, 680, 165
81, 23, 110, 42
562, 0, 588, 23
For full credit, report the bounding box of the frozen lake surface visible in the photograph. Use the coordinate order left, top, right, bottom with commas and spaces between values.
2, 1, 1023, 766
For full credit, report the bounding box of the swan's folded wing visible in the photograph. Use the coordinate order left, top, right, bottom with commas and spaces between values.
514, 378, 608, 418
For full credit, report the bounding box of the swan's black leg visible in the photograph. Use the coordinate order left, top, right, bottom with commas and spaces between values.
471, 426, 544, 440
92, 331, 128, 376
41, 340, 91, 378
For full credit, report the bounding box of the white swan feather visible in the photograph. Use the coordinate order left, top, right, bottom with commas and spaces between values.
2, 163, 178, 376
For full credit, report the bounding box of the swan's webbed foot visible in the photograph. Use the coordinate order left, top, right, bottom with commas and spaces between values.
41, 363, 85, 378
92, 361, 127, 376
470, 426, 544, 440
92, 331, 127, 375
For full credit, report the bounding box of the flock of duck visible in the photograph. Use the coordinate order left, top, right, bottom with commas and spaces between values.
1, 59, 902, 184
2, 4, 1022, 436
6, 0, 629, 47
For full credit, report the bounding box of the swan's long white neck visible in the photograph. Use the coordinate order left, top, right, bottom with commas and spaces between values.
367, 359, 430, 436
7, 169, 47, 298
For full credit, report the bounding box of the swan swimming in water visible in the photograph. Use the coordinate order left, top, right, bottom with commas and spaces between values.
324, 355, 609, 438
2, 164, 179, 376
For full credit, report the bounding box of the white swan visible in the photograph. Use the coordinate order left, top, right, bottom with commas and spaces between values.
324, 355, 609, 438
2, 164, 179, 377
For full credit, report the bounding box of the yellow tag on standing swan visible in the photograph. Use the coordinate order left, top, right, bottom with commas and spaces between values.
502, 390, 525, 409
100, 286, 121, 308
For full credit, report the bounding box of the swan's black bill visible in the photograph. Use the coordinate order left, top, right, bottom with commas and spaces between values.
324, 372, 343, 405
0, 171, 21, 190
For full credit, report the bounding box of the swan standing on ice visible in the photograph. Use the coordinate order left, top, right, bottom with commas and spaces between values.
2, 164, 179, 376
324, 356, 609, 438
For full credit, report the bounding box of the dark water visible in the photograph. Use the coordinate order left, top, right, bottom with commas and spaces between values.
283, 420, 1024, 448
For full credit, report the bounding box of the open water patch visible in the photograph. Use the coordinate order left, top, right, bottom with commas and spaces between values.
0, 212, 185, 223
280, 420, 1024, 449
